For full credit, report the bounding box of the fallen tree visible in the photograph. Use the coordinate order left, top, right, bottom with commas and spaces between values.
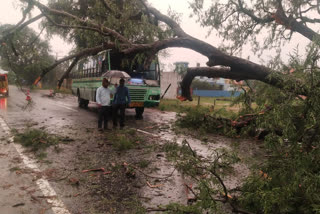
2, 1, 320, 213
0, 0, 316, 95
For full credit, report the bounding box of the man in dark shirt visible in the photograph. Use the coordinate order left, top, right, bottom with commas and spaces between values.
112, 78, 131, 129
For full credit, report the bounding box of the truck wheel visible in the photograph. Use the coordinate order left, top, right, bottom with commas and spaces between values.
78, 94, 83, 107
78, 94, 89, 108
135, 107, 144, 120
83, 100, 89, 108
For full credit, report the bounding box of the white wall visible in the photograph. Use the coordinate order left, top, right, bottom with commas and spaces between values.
160, 72, 182, 99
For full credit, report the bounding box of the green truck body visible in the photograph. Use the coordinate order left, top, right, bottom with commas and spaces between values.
71, 77, 160, 108
70, 51, 161, 117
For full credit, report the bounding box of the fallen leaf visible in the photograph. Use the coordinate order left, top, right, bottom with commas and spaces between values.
147, 181, 163, 188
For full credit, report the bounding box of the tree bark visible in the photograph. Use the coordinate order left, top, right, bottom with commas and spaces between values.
57, 57, 80, 89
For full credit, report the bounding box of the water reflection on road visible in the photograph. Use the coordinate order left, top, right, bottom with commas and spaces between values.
0, 98, 7, 110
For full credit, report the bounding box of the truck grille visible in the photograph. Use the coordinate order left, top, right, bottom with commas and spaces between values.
129, 88, 146, 101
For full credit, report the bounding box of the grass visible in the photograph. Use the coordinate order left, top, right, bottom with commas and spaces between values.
109, 129, 142, 151
159, 96, 242, 113
137, 159, 150, 168
13, 129, 65, 159
31, 86, 72, 94
54, 88, 72, 94
9, 167, 21, 172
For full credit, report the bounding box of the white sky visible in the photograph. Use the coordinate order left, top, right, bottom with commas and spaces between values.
0, 0, 311, 71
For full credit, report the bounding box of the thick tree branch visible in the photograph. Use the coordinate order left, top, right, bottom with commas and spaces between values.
8, 0, 306, 102
272, 0, 319, 41
57, 56, 80, 89
34, 44, 114, 84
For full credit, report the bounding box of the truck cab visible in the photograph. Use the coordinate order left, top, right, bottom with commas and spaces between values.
0, 70, 9, 97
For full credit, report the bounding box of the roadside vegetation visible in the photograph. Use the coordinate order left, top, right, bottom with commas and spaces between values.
159, 96, 240, 114
13, 128, 70, 159
109, 129, 143, 151
169, 44, 320, 214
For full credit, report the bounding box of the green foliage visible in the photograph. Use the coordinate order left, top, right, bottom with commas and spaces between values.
163, 140, 240, 213
176, 106, 237, 136
234, 42, 320, 213
0, 24, 57, 86
7, 71, 16, 84
14, 129, 60, 152
189, 0, 318, 56
172, 41, 320, 213
110, 129, 141, 151
45, 0, 171, 47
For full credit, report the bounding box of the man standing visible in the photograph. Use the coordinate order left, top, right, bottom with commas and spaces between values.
96, 78, 113, 131
112, 78, 131, 129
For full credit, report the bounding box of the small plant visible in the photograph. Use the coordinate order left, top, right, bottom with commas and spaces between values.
9, 167, 21, 172
137, 159, 150, 168
109, 129, 143, 151
13, 129, 64, 160
14, 129, 60, 152
112, 135, 134, 151
161, 140, 241, 213
36, 152, 48, 160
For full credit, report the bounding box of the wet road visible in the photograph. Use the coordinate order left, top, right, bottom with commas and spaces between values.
0, 85, 183, 213
0, 85, 259, 213
0, 86, 74, 214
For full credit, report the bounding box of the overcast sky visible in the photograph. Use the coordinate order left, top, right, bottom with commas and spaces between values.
0, 0, 310, 71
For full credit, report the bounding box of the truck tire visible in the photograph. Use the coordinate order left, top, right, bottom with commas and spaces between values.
135, 107, 144, 120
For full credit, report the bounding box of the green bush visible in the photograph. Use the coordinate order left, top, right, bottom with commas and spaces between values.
14, 129, 60, 152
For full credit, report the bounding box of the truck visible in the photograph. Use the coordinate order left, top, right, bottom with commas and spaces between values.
0, 69, 9, 97
70, 50, 161, 119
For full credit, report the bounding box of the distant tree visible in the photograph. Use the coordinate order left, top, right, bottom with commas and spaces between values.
0, 24, 56, 86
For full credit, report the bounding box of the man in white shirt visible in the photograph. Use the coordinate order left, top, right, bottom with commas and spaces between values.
96, 78, 113, 131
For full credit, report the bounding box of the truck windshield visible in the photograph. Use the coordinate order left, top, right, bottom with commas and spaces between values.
126, 62, 158, 81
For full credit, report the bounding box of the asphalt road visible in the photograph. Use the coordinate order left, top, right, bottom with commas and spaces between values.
0, 86, 80, 214
0, 85, 172, 214
0, 85, 255, 214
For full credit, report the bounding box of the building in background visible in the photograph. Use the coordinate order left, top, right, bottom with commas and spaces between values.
160, 62, 242, 99
160, 72, 182, 99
